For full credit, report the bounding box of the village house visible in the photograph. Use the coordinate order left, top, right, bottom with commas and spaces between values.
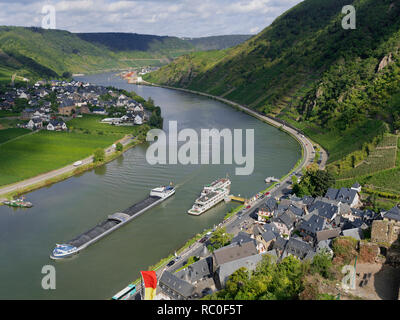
284, 237, 314, 260
92, 107, 107, 115
158, 271, 195, 300
26, 117, 43, 130
47, 119, 67, 131
175, 257, 213, 286
325, 184, 361, 208
58, 99, 76, 116
297, 213, 329, 240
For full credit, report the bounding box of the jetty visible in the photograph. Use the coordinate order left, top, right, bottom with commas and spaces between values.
265, 177, 280, 183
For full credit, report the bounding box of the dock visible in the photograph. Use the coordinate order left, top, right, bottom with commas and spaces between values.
265, 177, 280, 183
230, 195, 246, 203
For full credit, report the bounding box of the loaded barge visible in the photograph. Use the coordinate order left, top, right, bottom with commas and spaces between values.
51, 184, 175, 259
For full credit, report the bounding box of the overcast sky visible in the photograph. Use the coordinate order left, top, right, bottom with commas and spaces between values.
0, 0, 303, 37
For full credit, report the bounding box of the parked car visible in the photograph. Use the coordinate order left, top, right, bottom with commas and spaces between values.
199, 237, 207, 243
73, 160, 83, 167
167, 260, 175, 267
246, 205, 251, 209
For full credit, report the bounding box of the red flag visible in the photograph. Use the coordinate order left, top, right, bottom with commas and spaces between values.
140, 271, 157, 300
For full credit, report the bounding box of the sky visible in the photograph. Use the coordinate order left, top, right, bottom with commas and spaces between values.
0, 0, 303, 37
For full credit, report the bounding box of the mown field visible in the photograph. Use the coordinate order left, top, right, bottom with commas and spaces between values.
0, 131, 120, 186
0, 128, 29, 144
67, 114, 141, 136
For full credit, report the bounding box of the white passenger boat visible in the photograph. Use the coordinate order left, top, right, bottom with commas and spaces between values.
188, 178, 231, 216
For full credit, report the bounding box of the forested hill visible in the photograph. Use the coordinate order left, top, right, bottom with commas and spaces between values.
185, 35, 252, 51
76, 32, 252, 52
144, 0, 400, 167
0, 26, 127, 82
0, 27, 251, 83
76, 33, 194, 53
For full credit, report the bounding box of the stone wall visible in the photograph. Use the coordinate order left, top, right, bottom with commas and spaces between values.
371, 220, 400, 245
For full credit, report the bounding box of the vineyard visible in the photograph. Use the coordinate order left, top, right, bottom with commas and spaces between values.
335, 134, 398, 180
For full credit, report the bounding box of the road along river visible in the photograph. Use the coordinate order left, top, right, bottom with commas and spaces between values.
0, 72, 301, 299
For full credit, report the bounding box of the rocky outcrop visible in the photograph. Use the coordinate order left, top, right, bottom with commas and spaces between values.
377, 53, 393, 72
371, 220, 400, 245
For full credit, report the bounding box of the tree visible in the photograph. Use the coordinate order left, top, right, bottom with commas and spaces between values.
208, 227, 233, 251
293, 168, 334, 198
62, 71, 72, 79
310, 250, 333, 279
93, 148, 105, 162
116, 142, 123, 152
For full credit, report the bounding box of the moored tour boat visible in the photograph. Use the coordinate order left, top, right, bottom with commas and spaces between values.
2, 197, 33, 208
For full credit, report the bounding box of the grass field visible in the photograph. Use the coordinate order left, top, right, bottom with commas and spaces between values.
0, 130, 120, 186
67, 114, 141, 136
0, 110, 20, 118
0, 128, 29, 144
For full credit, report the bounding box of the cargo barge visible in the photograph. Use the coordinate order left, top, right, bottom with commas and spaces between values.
50, 184, 175, 259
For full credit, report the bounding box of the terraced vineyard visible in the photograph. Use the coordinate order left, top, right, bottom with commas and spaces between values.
336, 134, 398, 179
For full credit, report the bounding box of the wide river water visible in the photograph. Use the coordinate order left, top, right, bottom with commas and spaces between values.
0, 72, 300, 299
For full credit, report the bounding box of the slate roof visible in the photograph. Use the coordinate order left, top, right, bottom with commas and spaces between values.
336, 188, 359, 205
212, 241, 258, 266
49, 119, 65, 126
325, 187, 359, 205
298, 213, 327, 236
342, 228, 363, 241
309, 201, 339, 220
273, 236, 288, 251
232, 232, 254, 245
159, 271, 195, 299
287, 204, 304, 217
316, 228, 341, 242
262, 223, 279, 234
217, 254, 263, 287
285, 237, 313, 259
384, 206, 400, 222
175, 257, 212, 284
302, 196, 315, 206
261, 231, 277, 243
264, 197, 278, 211
325, 188, 339, 200
274, 210, 297, 228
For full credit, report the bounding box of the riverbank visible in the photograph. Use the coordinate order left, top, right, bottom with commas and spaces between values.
0, 134, 142, 202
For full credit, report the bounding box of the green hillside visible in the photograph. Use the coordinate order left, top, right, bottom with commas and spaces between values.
0, 26, 131, 81
0, 27, 251, 84
145, 0, 400, 193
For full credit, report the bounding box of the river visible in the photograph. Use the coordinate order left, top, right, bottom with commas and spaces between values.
0, 72, 300, 299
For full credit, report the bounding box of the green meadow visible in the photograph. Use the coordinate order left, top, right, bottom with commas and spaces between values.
0, 128, 29, 144
67, 114, 141, 136
0, 130, 120, 187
